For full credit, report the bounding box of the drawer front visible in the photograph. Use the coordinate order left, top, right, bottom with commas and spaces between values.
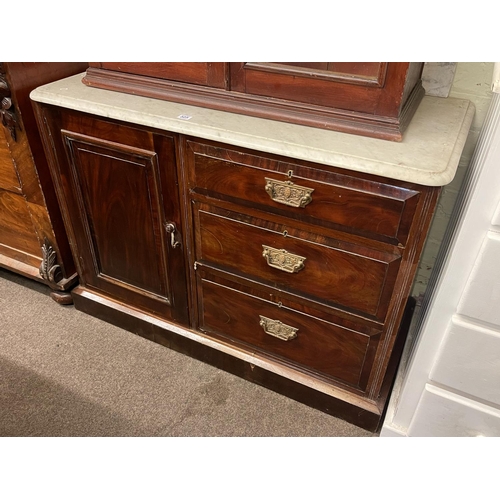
186, 140, 420, 245
197, 272, 381, 390
194, 203, 401, 321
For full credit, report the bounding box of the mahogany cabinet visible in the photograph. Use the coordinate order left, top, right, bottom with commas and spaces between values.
0, 62, 87, 303
83, 62, 424, 141
33, 96, 444, 431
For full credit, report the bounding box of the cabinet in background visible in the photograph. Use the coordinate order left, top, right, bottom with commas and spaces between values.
0, 62, 87, 303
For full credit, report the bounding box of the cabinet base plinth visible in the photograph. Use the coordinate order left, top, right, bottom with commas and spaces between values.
71, 285, 387, 432
49, 290, 74, 305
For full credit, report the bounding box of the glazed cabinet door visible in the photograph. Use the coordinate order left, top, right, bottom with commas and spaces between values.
86, 63, 229, 89
229, 62, 421, 117
35, 106, 189, 325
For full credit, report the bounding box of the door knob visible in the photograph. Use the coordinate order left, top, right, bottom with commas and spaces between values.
164, 222, 181, 248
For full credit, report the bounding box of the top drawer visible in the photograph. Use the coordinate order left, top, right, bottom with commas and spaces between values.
185, 139, 421, 246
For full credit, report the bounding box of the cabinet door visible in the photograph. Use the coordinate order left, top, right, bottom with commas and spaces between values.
229, 62, 418, 117
88, 62, 229, 89
41, 109, 189, 325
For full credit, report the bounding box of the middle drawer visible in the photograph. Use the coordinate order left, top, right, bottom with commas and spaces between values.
193, 202, 401, 321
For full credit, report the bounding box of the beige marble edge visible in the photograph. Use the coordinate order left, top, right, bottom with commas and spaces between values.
31, 73, 475, 187
427, 100, 476, 185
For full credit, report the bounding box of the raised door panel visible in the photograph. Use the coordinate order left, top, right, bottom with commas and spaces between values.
457, 231, 500, 326
430, 317, 500, 406
61, 127, 188, 324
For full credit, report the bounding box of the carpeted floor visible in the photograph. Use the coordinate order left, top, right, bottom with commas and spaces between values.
0, 268, 375, 437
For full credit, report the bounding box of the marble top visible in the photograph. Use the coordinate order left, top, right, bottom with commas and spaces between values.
31, 73, 475, 187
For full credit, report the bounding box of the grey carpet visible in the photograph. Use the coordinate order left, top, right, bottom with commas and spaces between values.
0, 268, 374, 437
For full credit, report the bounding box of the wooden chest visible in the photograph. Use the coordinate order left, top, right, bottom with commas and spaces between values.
0, 62, 87, 302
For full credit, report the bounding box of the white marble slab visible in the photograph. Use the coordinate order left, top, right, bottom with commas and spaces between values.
31, 73, 475, 187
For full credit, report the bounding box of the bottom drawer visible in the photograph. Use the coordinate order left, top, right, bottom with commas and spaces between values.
197, 271, 382, 391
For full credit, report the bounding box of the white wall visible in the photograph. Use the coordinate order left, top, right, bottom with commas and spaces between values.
412, 62, 494, 298
382, 80, 500, 437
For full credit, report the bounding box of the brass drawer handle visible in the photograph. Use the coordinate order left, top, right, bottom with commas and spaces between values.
262, 245, 306, 273
259, 315, 298, 341
265, 177, 313, 208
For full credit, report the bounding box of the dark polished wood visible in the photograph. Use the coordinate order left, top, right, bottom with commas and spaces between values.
0, 62, 87, 298
70, 281, 418, 432
83, 62, 424, 141
185, 139, 421, 246
229, 62, 419, 116
35, 106, 190, 326
50, 290, 74, 305
34, 103, 440, 431
193, 202, 400, 321
182, 136, 440, 419
197, 268, 381, 390
90, 62, 228, 89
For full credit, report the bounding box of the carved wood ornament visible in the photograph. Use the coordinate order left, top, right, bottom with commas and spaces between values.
39, 238, 63, 285
0, 64, 20, 141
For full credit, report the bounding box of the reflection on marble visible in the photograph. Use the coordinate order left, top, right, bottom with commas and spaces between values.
422, 62, 458, 98
31, 73, 474, 187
